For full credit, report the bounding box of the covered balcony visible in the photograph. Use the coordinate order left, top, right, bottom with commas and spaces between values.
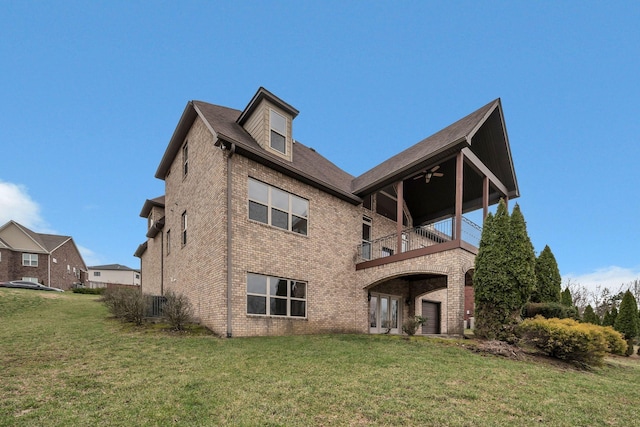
353, 98, 519, 270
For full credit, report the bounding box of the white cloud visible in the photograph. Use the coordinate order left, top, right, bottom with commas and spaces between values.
77, 245, 103, 268
0, 180, 50, 231
563, 266, 640, 294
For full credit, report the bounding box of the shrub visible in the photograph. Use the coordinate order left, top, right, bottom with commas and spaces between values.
72, 287, 106, 295
402, 316, 427, 336
523, 302, 577, 320
102, 287, 146, 325
625, 339, 635, 357
599, 326, 628, 356
162, 291, 194, 331
517, 316, 626, 366
614, 290, 638, 341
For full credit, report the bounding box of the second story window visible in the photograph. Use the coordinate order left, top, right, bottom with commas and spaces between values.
166, 229, 171, 254
94, 272, 101, 277
181, 211, 187, 246
269, 110, 286, 154
248, 178, 308, 235
182, 142, 189, 177
22, 253, 38, 267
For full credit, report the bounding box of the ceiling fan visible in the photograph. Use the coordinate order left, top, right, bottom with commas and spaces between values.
413, 165, 444, 183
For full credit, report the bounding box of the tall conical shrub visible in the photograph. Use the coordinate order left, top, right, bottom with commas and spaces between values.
474, 200, 535, 341
532, 245, 562, 303
615, 290, 638, 340
561, 287, 573, 307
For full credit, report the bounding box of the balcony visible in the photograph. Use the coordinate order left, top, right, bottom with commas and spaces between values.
357, 216, 482, 267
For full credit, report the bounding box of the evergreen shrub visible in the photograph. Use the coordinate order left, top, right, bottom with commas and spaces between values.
523, 302, 577, 320
517, 316, 627, 366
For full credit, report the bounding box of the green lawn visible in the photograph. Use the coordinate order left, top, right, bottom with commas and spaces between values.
1, 288, 638, 426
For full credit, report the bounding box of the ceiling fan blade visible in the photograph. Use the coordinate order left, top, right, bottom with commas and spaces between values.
433, 172, 444, 177
430, 165, 440, 173
413, 175, 424, 180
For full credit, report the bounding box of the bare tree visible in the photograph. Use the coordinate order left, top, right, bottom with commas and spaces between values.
565, 278, 589, 315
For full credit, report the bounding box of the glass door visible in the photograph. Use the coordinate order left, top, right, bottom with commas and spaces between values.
369, 293, 401, 334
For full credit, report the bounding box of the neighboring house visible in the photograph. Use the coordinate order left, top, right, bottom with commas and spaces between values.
0, 220, 87, 290
135, 87, 519, 337
87, 264, 141, 288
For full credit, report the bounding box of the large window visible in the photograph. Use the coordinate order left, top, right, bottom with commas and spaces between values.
246, 273, 306, 317
270, 110, 287, 154
22, 253, 38, 267
248, 178, 308, 235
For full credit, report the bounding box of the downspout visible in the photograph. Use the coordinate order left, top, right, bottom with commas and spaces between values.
160, 231, 164, 295
224, 141, 236, 338
48, 254, 51, 286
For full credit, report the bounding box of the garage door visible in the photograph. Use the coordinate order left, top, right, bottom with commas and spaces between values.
421, 301, 440, 334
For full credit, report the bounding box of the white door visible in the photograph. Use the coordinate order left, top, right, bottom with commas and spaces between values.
369, 293, 401, 334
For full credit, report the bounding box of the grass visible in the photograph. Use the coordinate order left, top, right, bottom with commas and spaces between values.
1, 288, 639, 426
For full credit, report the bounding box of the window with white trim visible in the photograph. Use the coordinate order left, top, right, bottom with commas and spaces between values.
94, 272, 101, 277
166, 229, 171, 254
269, 110, 287, 154
248, 178, 308, 235
182, 142, 189, 177
246, 273, 306, 317
22, 253, 38, 267
181, 211, 187, 245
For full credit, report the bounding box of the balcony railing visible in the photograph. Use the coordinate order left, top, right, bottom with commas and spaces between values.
357, 216, 482, 263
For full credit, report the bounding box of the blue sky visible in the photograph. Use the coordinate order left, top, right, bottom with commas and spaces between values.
1, 1, 638, 295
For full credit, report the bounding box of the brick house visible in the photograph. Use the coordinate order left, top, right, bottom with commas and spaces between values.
0, 220, 87, 290
135, 87, 518, 337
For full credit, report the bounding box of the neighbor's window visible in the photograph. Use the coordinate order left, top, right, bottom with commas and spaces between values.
181, 211, 187, 245
246, 273, 306, 317
269, 110, 287, 154
182, 141, 189, 177
94, 272, 101, 277
248, 178, 308, 235
22, 253, 38, 267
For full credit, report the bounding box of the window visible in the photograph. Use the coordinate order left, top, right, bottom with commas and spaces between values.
248, 178, 308, 235
182, 142, 189, 177
94, 272, 101, 277
362, 216, 372, 260
269, 110, 287, 154
135, 274, 140, 279
22, 253, 38, 267
166, 229, 171, 254
181, 211, 187, 245
246, 273, 306, 317
148, 213, 153, 230
22, 277, 38, 283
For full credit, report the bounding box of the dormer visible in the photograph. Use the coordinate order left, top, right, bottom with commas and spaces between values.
237, 87, 299, 162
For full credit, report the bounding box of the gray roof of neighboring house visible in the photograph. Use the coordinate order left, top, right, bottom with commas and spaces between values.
139, 195, 165, 217
88, 264, 139, 272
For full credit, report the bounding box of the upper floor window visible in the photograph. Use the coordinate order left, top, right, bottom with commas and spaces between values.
181, 211, 188, 245
166, 229, 171, 254
270, 110, 287, 154
246, 273, 306, 318
94, 272, 101, 277
182, 142, 189, 177
22, 253, 38, 267
248, 178, 308, 235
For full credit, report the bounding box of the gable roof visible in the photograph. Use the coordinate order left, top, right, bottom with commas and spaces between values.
88, 264, 139, 272
153, 90, 518, 209
156, 100, 359, 204
139, 195, 165, 218
352, 99, 514, 195
0, 221, 86, 269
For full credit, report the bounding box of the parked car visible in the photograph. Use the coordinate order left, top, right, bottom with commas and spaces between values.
0, 281, 64, 292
